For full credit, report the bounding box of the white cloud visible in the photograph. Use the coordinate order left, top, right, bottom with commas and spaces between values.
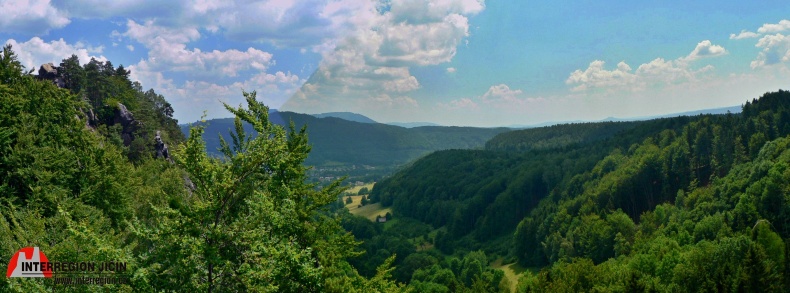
7, 0, 369, 52
215, 0, 358, 47
121, 19, 200, 47
364, 94, 419, 110
437, 97, 478, 110
757, 19, 790, 34
118, 19, 275, 79
126, 44, 134, 51
567, 61, 638, 91
730, 30, 759, 40
283, 0, 484, 118
0, 0, 70, 34
750, 33, 790, 69
51, 0, 184, 19
113, 18, 304, 122
4, 37, 106, 70
130, 62, 304, 122
481, 84, 523, 103
373, 13, 470, 66
446, 67, 456, 73
729, 20, 790, 69
390, 0, 484, 24
684, 40, 727, 61
567, 40, 726, 92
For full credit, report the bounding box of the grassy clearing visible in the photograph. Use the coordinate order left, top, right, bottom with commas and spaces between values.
351, 203, 392, 221
491, 258, 531, 293
344, 182, 375, 195
343, 183, 392, 221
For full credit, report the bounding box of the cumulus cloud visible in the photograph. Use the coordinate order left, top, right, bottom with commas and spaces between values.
130, 62, 304, 122
117, 18, 276, 80
567, 40, 725, 92
364, 94, 419, 110
120, 19, 200, 47
4, 37, 106, 70
137, 45, 274, 78
390, 0, 484, 24
446, 67, 456, 73
437, 97, 478, 110
50, 0, 185, 19
215, 0, 358, 47
730, 30, 759, 40
729, 20, 790, 69
757, 19, 790, 34
439, 83, 545, 113
750, 33, 790, 69
481, 84, 523, 103
53, 0, 373, 50
283, 0, 484, 117
0, 0, 70, 34
684, 40, 727, 61
567, 61, 638, 91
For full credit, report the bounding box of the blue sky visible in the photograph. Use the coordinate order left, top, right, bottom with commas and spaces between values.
2, 0, 790, 126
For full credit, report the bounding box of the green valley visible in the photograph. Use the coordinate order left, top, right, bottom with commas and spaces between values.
5, 41, 790, 293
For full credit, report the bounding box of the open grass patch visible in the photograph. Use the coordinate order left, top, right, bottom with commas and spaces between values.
491, 258, 534, 293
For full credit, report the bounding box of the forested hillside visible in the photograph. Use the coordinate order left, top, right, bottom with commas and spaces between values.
186, 114, 510, 166
6, 40, 790, 292
0, 45, 402, 292
370, 89, 790, 291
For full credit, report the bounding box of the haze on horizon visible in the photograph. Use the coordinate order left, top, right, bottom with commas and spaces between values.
2, 0, 790, 127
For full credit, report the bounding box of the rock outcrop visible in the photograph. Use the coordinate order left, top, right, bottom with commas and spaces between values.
37, 63, 65, 88
154, 130, 170, 160
114, 103, 140, 146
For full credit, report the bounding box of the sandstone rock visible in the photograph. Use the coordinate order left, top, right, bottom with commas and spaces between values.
114, 103, 140, 146
155, 130, 170, 160
37, 63, 65, 88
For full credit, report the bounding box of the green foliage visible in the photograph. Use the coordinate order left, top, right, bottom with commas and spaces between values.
0, 46, 401, 292
377, 89, 790, 290
485, 121, 640, 152
132, 91, 392, 292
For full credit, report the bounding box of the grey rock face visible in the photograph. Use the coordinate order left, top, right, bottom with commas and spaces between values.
37, 63, 65, 88
155, 130, 170, 160
115, 103, 140, 146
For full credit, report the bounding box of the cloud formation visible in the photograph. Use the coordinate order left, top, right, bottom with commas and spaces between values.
4, 37, 106, 70
757, 19, 790, 34
731, 19, 790, 69
283, 0, 484, 117
567, 40, 725, 92
684, 40, 727, 61
0, 0, 70, 35
730, 30, 759, 40
751, 33, 790, 69
439, 83, 545, 114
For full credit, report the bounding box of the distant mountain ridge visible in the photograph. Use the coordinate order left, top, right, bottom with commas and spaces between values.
312, 112, 377, 124
508, 105, 742, 128
386, 122, 443, 128
182, 111, 509, 166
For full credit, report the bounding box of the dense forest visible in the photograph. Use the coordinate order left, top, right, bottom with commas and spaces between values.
5, 40, 790, 292
369, 88, 790, 291
0, 45, 403, 292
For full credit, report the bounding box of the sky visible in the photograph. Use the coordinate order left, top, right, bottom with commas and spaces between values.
2, 0, 790, 127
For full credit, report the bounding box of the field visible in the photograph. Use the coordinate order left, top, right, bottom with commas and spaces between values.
491, 258, 531, 293
343, 183, 392, 221
344, 182, 375, 194
349, 202, 392, 221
